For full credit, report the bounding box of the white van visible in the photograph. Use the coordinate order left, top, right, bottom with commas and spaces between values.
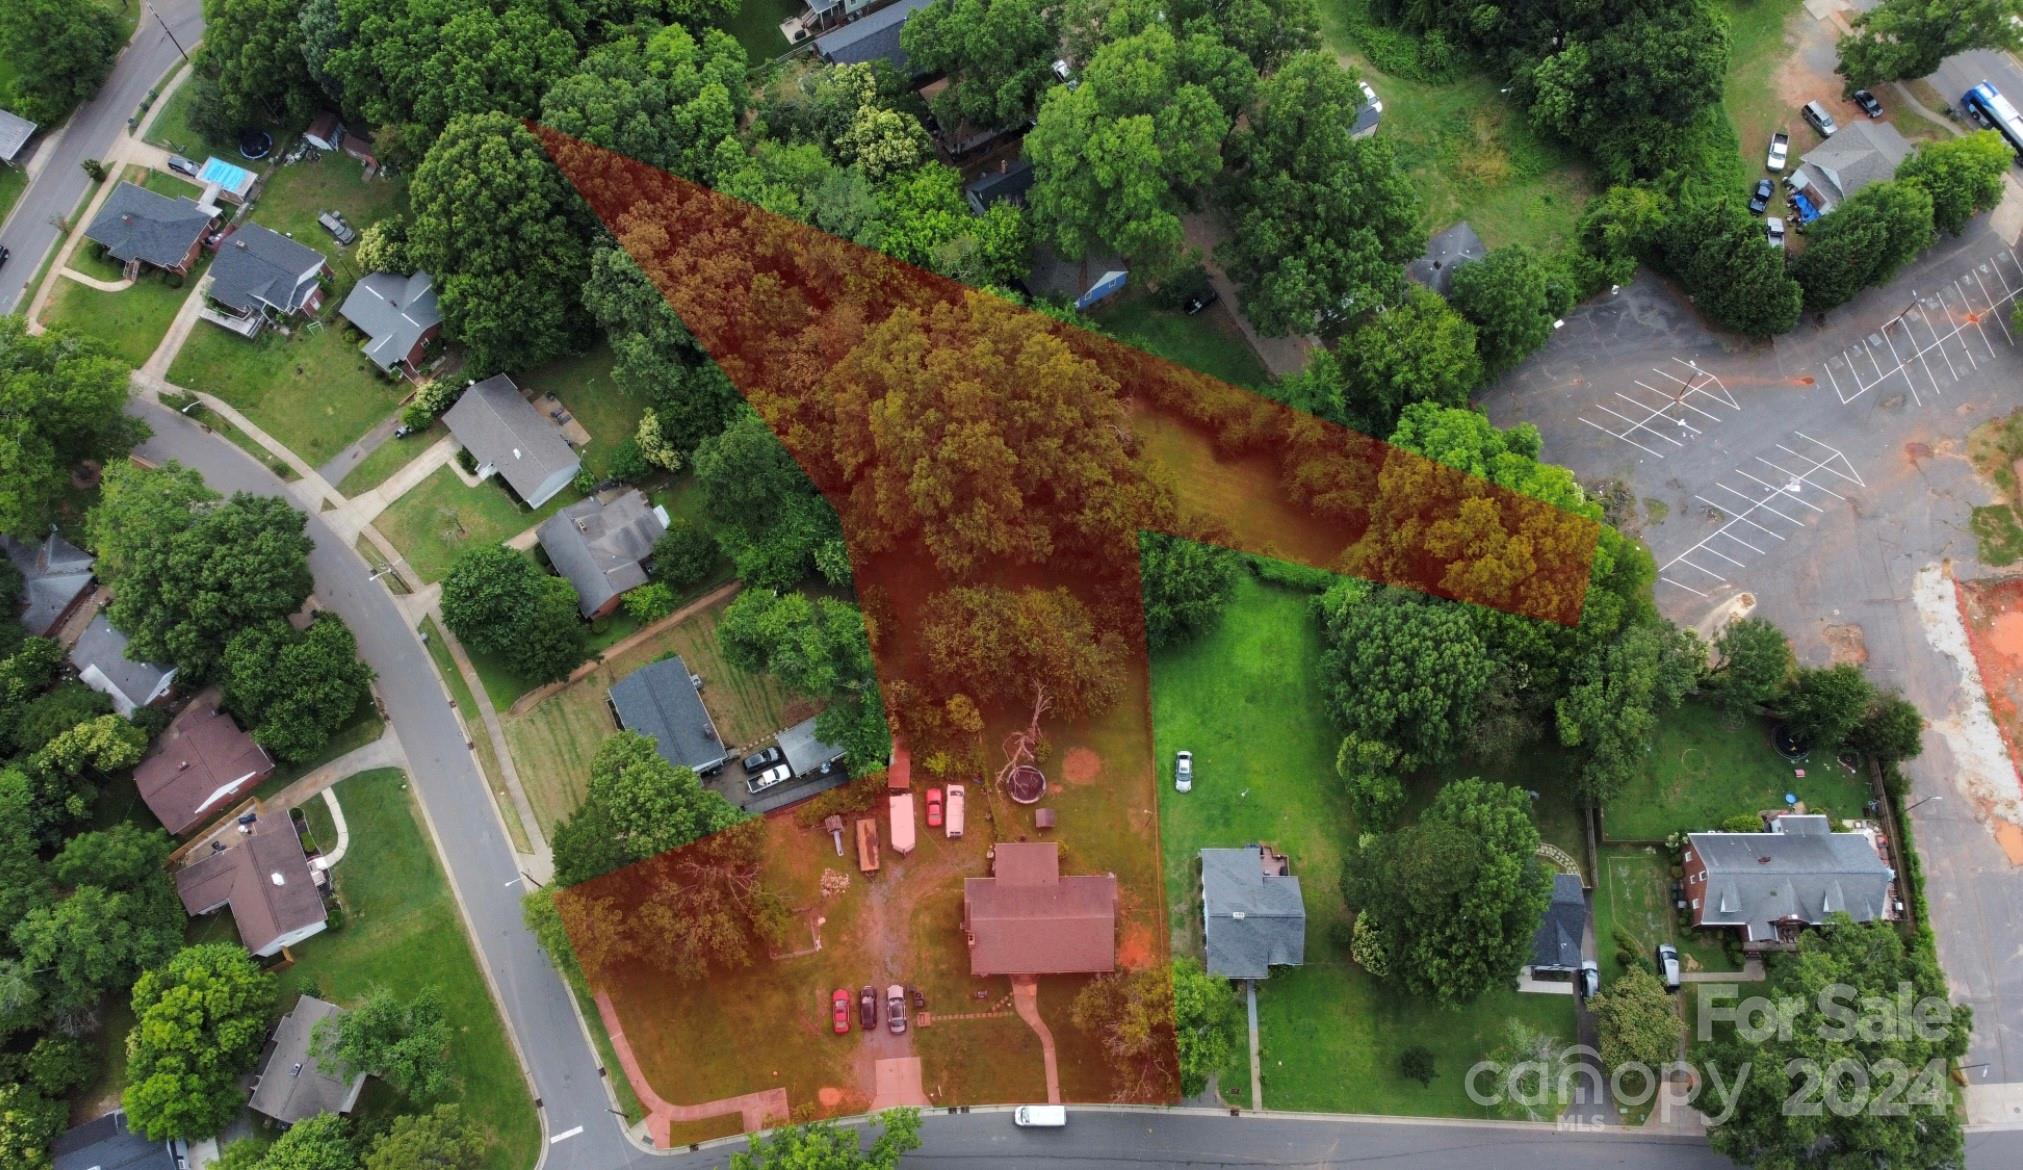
1013, 1105, 1066, 1127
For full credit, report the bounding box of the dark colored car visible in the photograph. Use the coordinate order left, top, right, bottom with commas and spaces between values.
0, 246, 9, 270
1181, 286, 1219, 315
167, 154, 199, 177
743, 745, 785, 773
858, 985, 877, 1029
1748, 178, 1774, 215
1852, 89, 1882, 118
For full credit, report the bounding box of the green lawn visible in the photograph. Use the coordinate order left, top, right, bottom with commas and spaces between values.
38, 263, 202, 369
716, 0, 801, 63
272, 769, 539, 1170
1602, 699, 1873, 841
1593, 844, 1737, 983
0, 166, 24, 228
1722, 0, 1805, 188
374, 466, 580, 583
1151, 573, 1578, 1114
168, 312, 408, 468
144, 67, 247, 159
522, 341, 646, 480
249, 152, 407, 295
339, 425, 442, 495
1100, 296, 1272, 389
1315, 0, 1593, 253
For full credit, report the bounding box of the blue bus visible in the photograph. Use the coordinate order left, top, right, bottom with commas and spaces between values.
1962, 81, 2023, 163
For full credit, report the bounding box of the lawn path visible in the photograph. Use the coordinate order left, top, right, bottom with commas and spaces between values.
593, 989, 789, 1146
428, 593, 552, 875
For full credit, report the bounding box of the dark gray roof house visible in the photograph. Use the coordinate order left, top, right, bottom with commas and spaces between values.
1528, 872, 1586, 975
1794, 120, 1910, 210
964, 158, 1035, 216
537, 490, 668, 618
51, 1112, 183, 1170
84, 183, 215, 273
1405, 220, 1485, 298
207, 224, 328, 317
778, 713, 847, 778
442, 375, 581, 508
338, 271, 442, 373
0, 109, 36, 165
1200, 845, 1306, 981
70, 613, 176, 718
3, 530, 94, 636
247, 996, 367, 1125
1685, 814, 1896, 947
814, 0, 934, 74
609, 656, 730, 775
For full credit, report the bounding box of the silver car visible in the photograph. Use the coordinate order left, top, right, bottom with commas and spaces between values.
1765, 216, 1787, 250
1174, 750, 1193, 793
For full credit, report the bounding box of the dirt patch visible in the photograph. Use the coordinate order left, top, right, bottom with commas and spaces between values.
1061, 746, 1102, 785
1821, 623, 1869, 665
1116, 922, 1156, 970
1905, 441, 1933, 463
816, 1086, 844, 1108
1995, 611, 2023, 658
1931, 570, 2023, 845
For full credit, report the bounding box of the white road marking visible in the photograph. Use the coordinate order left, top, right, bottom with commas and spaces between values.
551, 1127, 584, 1144
1824, 248, 2020, 404
1659, 434, 1860, 596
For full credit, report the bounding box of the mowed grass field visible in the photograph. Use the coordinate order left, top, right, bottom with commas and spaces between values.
1314, 0, 1593, 254
374, 466, 581, 582
502, 589, 811, 833
39, 263, 204, 369
169, 315, 407, 467
1602, 699, 1872, 841
266, 770, 539, 1170
1100, 296, 1272, 390
1593, 845, 1737, 982
1150, 572, 1579, 1115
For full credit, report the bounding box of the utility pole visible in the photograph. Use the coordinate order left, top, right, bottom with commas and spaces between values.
144, 2, 191, 67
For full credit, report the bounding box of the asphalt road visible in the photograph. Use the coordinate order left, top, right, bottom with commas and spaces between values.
127, 399, 634, 1170
0, 0, 203, 316
1932, 48, 2023, 127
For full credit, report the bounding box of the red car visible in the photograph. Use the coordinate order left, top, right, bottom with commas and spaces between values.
926, 787, 944, 829
831, 988, 851, 1034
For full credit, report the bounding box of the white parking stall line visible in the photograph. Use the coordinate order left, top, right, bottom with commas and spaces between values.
1736, 467, 1825, 512
1824, 361, 1851, 404
1876, 325, 1924, 407
1630, 382, 1719, 424
1658, 434, 1860, 597
1943, 281, 1995, 364
1757, 456, 1846, 501
1578, 365, 1740, 456
1579, 417, 1669, 458
1659, 575, 1712, 598
1715, 482, 1802, 526
551, 1126, 584, 1144
1592, 401, 1689, 446
1971, 267, 2012, 347
1908, 300, 1958, 381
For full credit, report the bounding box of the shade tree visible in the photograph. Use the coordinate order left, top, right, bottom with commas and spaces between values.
0, 318, 144, 539
123, 944, 278, 1140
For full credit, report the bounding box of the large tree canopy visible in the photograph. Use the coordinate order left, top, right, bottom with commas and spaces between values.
1277, 287, 1482, 436
438, 545, 587, 683
0, 319, 143, 539
902, 0, 1061, 130
1660, 200, 1803, 337
0, 0, 123, 124
1899, 132, 2015, 237
1838, 0, 2023, 86
1315, 580, 1495, 768
1522, 0, 1730, 180
408, 112, 594, 375
195, 0, 324, 133
539, 23, 747, 185
1448, 244, 1569, 373
123, 944, 278, 1140
1790, 179, 1935, 311
223, 616, 376, 763
716, 589, 891, 768
1217, 52, 1424, 337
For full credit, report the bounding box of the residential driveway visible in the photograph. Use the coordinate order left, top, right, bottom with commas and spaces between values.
0, 0, 203, 315
1476, 221, 2023, 1089
127, 398, 638, 1170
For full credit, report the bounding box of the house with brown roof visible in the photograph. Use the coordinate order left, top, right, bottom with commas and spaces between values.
135, 699, 275, 835
174, 816, 327, 958
962, 841, 1116, 976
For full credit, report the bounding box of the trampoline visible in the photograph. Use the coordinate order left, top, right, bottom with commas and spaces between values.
238, 129, 273, 160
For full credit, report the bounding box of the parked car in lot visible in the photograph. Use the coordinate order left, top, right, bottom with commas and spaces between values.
886, 984, 908, 1034
858, 986, 877, 1029
1766, 216, 1788, 250
1802, 100, 1838, 137
1766, 131, 1789, 171
742, 745, 784, 773
1174, 750, 1193, 793
745, 762, 793, 794
318, 210, 357, 245
1852, 89, 1883, 118
1748, 178, 1774, 214
1656, 944, 1682, 992
832, 988, 851, 1034
167, 154, 199, 177
925, 787, 944, 828
1578, 960, 1600, 999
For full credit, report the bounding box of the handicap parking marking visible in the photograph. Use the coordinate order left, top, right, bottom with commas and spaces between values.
1576, 359, 1738, 458
1657, 432, 1862, 598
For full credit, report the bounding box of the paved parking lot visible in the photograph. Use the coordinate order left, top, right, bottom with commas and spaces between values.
1478, 221, 2023, 1088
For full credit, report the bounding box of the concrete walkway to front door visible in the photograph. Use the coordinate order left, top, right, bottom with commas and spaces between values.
1010, 976, 1062, 1104
1245, 980, 1263, 1110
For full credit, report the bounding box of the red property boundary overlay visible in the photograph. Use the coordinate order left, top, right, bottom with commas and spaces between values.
532, 124, 1602, 1115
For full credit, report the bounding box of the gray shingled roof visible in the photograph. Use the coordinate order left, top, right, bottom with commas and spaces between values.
777, 713, 846, 776
247, 996, 367, 1124
1201, 846, 1306, 980
70, 614, 174, 710
51, 1113, 178, 1170
814, 0, 934, 73
3, 530, 94, 635
1800, 119, 1909, 203
208, 223, 327, 315
1529, 872, 1586, 972
1689, 815, 1894, 943
441, 375, 581, 505
0, 109, 36, 164
84, 183, 213, 270
339, 271, 441, 371
609, 656, 729, 774
964, 159, 1034, 215
537, 491, 666, 617
1406, 220, 1485, 298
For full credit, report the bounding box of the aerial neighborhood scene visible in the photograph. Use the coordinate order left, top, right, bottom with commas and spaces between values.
4, 0, 2023, 1168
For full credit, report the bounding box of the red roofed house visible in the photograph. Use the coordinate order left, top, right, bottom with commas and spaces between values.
135, 699, 275, 835
962, 842, 1117, 976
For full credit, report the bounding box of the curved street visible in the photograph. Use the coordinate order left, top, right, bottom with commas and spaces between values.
0, 0, 204, 315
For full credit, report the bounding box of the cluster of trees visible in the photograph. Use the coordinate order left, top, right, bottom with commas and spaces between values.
440, 543, 588, 685
1706, 617, 1925, 769
1065, 958, 1239, 1102
1837, 0, 2023, 88
0, 322, 144, 540
0, 0, 124, 125
550, 730, 745, 886
717, 589, 890, 768
87, 463, 376, 762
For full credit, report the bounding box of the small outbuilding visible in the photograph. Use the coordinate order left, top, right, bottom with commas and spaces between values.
1405, 221, 1486, 299
70, 613, 176, 717
247, 995, 367, 1125
134, 698, 275, 835
608, 655, 730, 775
537, 490, 668, 618
442, 374, 581, 508
777, 713, 847, 779
1527, 872, 1587, 978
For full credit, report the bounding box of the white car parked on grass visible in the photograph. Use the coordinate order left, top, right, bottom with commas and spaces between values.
1174, 750, 1193, 793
